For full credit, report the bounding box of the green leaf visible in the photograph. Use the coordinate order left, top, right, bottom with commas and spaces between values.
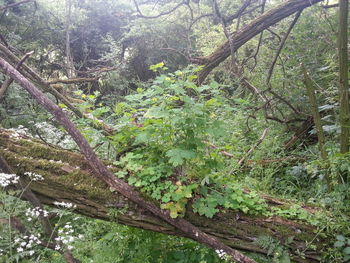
149, 62, 165, 71
336, 235, 346, 242
115, 170, 128, 178
166, 148, 196, 166
279, 251, 291, 263
145, 107, 169, 118
343, 247, 350, 255
134, 131, 151, 144
58, 103, 67, 108
334, 241, 345, 247
170, 208, 178, 218
201, 176, 210, 186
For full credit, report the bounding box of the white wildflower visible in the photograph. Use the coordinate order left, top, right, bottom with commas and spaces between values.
215, 249, 226, 259
53, 201, 76, 209
25, 207, 48, 218
24, 172, 44, 181
0, 173, 19, 187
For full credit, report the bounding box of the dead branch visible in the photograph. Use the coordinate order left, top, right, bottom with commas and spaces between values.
302, 65, 327, 160
247, 0, 266, 72
188, 13, 213, 30
204, 141, 235, 158
267, 88, 304, 116
0, 43, 114, 135
0, 0, 34, 11
284, 116, 314, 149
47, 76, 99, 85
0, 50, 33, 99
266, 28, 282, 42
238, 128, 269, 166
246, 156, 308, 166
322, 3, 339, 8
224, 0, 253, 25
266, 10, 302, 84
132, 0, 187, 19
241, 78, 268, 103
195, 0, 324, 84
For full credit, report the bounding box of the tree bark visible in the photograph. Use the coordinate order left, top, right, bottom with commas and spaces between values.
338, 0, 350, 154
194, 0, 324, 83
0, 129, 329, 263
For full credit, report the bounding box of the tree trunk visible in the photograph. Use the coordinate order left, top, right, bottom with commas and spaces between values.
0, 129, 329, 263
338, 0, 350, 154
194, 0, 324, 83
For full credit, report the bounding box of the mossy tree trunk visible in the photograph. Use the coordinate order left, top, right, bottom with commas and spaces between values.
0, 129, 330, 263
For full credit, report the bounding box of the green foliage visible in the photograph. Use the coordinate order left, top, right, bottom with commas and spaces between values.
334, 235, 350, 262
0, 0, 349, 262
255, 236, 291, 263
193, 183, 267, 218
108, 66, 239, 217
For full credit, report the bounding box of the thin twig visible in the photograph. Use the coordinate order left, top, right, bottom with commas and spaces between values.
0, 50, 33, 98
0, 0, 34, 11
133, 0, 186, 19
238, 128, 269, 167
266, 10, 302, 84
47, 76, 99, 85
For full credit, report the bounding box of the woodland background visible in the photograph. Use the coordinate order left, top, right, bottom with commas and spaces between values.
0, 0, 349, 262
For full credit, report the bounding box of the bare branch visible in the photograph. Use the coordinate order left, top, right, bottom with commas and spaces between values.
0, 0, 34, 11
196, 0, 324, 84
248, 0, 266, 72
266, 10, 302, 84
0, 50, 33, 99
0, 43, 114, 135
133, 0, 187, 19
322, 3, 339, 8
238, 128, 269, 167
47, 76, 99, 85
224, 0, 253, 24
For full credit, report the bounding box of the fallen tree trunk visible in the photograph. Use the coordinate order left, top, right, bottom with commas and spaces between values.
194, 0, 324, 83
0, 129, 329, 262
